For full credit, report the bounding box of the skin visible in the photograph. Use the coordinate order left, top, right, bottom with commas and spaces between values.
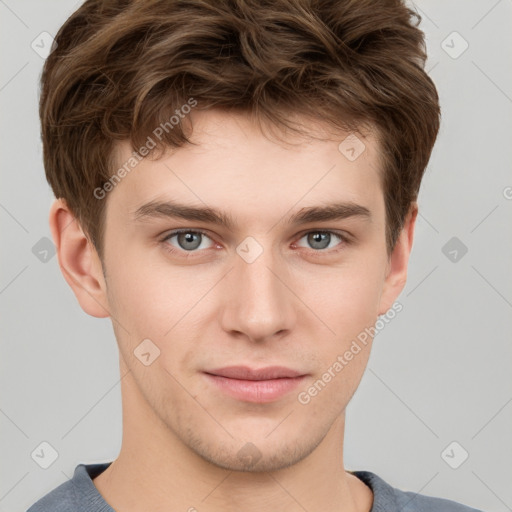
49, 108, 417, 512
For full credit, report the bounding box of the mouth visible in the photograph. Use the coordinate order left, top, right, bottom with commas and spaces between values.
203, 365, 308, 403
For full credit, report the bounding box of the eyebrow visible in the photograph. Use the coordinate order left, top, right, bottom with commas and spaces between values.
131, 199, 371, 230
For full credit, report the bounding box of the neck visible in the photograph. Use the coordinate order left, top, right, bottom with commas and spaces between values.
93, 360, 373, 512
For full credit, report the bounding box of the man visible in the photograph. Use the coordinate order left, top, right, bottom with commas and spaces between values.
28, 0, 483, 510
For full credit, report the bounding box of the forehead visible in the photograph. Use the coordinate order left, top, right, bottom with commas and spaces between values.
106, 109, 384, 225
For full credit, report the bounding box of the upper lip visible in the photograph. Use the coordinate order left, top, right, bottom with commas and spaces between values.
204, 366, 305, 380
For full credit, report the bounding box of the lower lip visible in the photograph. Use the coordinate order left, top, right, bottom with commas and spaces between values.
203, 373, 307, 403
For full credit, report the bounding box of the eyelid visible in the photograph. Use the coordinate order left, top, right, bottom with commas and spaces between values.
294, 228, 350, 242
160, 228, 216, 249
291, 229, 350, 251
161, 228, 213, 241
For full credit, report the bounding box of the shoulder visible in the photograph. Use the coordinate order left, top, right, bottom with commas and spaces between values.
394, 488, 485, 512
26, 462, 113, 512
26, 478, 76, 512
350, 470, 485, 512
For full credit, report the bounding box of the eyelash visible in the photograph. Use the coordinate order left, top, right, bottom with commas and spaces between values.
159, 228, 351, 258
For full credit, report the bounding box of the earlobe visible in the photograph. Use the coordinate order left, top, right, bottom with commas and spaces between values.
48, 198, 110, 319
377, 203, 418, 316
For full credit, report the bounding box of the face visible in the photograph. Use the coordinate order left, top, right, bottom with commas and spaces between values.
63, 109, 411, 472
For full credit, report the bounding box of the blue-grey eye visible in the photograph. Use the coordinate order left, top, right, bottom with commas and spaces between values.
177, 232, 202, 250
165, 230, 214, 252
296, 231, 344, 251
309, 232, 330, 250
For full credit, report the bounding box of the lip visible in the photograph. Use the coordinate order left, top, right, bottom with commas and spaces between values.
203, 366, 307, 403
206, 365, 304, 380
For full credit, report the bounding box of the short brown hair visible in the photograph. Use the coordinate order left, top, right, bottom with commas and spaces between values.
40, 0, 441, 259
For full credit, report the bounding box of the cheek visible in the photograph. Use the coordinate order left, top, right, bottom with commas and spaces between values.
297, 265, 381, 412
108, 268, 156, 326
304, 257, 385, 341
104, 245, 221, 372
104, 247, 181, 339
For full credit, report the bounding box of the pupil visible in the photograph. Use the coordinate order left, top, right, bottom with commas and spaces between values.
180, 232, 200, 250
309, 232, 329, 249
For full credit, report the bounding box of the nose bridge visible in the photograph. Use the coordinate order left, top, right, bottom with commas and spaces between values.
221, 237, 296, 340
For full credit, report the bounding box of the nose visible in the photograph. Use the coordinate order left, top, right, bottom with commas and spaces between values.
220, 243, 297, 343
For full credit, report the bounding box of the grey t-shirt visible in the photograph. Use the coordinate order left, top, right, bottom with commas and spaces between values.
26, 462, 484, 512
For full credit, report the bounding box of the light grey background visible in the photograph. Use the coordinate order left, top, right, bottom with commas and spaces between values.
1, 1, 511, 511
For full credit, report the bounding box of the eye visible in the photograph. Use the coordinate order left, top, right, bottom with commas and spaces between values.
294, 231, 347, 251
160, 228, 349, 258
161, 229, 215, 253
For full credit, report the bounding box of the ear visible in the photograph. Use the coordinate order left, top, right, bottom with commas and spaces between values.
48, 198, 110, 318
377, 202, 418, 315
